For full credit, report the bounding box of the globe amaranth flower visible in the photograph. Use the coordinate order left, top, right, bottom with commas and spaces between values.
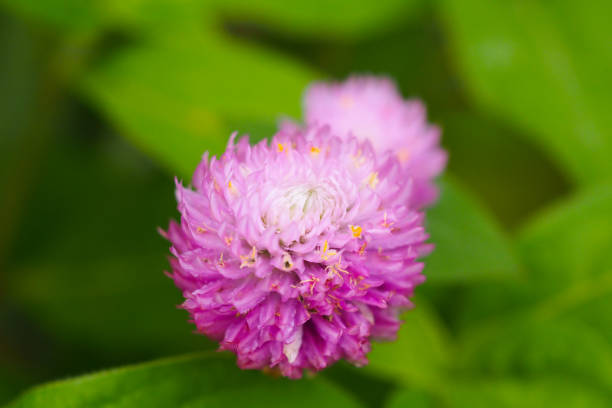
163, 124, 430, 378
304, 76, 447, 208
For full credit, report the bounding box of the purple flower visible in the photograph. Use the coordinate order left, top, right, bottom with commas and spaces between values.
163, 125, 429, 378
304, 76, 447, 208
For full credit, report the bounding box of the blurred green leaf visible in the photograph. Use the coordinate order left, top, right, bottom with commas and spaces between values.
440, 0, 612, 184
425, 178, 521, 283
81, 33, 318, 178
443, 378, 610, 408
366, 301, 449, 389
5, 353, 362, 408
519, 183, 612, 293
518, 183, 612, 336
458, 317, 612, 394
386, 388, 433, 408
6, 136, 209, 366
9, 256, 209, 356
455, 184, 612, 328
0, 0, 103, 32
0, 0, 207, 34
2, 0, 424, 42
216, 0, 423, 39
104, 0, 209, 33
455, 184, 612, 393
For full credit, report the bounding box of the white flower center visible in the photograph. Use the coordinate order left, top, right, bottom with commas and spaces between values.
266, 183, 336, 227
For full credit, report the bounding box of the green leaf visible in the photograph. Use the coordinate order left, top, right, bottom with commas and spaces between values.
3, 0, 423, 38
439, 0, 612, 184
366, 301, 450, 389
518, 183, 612, 333
424, 178, 521, 283
9, 256, 210, 356
104, 0, 209, 33
214, 0, 424, 39
5, 353, 362, 408
81, 33, 318, 178
519, 183, 612, 288
457, 183, 612, 327
455, 184, 612, 393
386, 388, 434, 408
444, 378, 611, 408
458, 317, 612, 394
0, 0, 104, 32
5, 136, 210, 367
0, 0, 207, 34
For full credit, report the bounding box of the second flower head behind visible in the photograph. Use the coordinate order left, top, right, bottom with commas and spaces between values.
304, 76, 447, 208
165, 124, 430, 378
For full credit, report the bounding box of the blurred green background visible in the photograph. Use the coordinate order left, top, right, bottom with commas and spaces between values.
1, 0, 611, 407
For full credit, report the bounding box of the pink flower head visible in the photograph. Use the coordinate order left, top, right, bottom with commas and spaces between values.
163, 125, 429, 378
304, 76, 447, 208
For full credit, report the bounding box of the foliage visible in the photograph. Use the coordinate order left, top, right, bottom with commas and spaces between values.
6, 353, 360, 408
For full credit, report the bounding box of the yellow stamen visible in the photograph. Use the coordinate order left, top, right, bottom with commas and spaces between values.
227, 180, 238, 196
320, 240, 337, 260
239, 246, 257, 268
349, 225, 362, 238
310, 146, 320, 156
277, 143, 285, 152
367, 172, 379, 189
299, 276, 320, 295
326, 258, 348, 279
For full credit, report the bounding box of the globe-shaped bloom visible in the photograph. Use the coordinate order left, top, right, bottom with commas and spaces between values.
304, 76, 447, 208
163, 125, 429, 378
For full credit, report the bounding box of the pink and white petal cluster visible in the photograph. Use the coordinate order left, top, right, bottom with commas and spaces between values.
304, 76, 447, 208
164, 125, 429, 378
